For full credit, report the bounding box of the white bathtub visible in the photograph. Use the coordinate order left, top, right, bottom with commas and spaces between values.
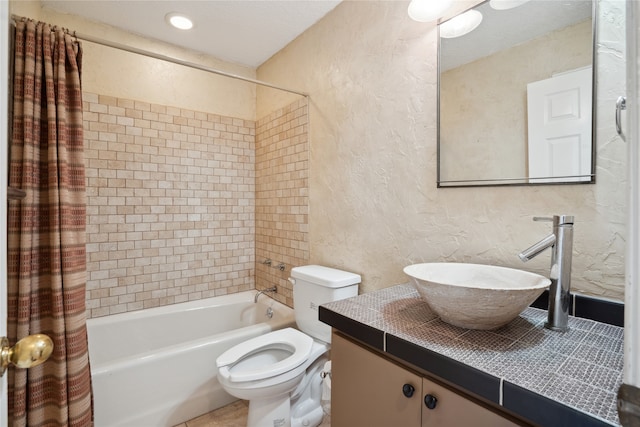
87, 291, 295, 427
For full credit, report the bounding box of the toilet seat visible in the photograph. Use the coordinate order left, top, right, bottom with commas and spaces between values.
216, 327, 313, 383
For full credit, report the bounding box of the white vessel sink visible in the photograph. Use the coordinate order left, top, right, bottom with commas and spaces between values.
403, 263, 550, 330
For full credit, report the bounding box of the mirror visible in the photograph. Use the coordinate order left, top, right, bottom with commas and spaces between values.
438, 0, 595, 187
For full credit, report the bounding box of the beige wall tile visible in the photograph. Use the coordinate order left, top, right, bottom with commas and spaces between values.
255, 97, 310, 307
85, 92, 263, 317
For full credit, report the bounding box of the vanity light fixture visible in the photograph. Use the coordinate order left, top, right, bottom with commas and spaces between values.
165, 12, 194, 30
489, 0, 531, 11
408, 0, 453, 22
439, 10, 483, 38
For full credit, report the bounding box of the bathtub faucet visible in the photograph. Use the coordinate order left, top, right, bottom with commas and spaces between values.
254, 286, 277, 303
518, 215, 574, 332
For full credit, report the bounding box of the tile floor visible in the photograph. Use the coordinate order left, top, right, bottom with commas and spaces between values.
175, 400, 331, 427
175, 401, 249, 427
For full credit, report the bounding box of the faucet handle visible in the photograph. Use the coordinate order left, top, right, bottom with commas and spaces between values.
533, 216, 554, 222
532, 215, 574, 225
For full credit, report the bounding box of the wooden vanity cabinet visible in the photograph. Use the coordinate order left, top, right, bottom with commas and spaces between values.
331, 332, 422, 426
331, 332, 520, 427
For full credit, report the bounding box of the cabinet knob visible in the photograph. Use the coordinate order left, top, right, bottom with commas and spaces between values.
402, 383, 415, 398
424, 394, 438, 409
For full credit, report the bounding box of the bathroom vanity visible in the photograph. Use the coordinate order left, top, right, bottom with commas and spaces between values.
320, 283, 622, 427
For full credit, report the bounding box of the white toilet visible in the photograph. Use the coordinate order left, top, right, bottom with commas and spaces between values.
216, 265, 360, 427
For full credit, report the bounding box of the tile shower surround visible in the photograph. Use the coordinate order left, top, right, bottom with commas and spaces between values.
255, 98, 310, 308
83, 92, 309, 317
320, 284, 623, 426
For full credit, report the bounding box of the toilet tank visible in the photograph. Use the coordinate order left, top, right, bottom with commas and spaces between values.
291, 265, 361, 343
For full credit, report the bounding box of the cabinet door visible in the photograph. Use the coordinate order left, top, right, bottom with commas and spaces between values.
331, 332, 422, 427
421, 377, 518, 427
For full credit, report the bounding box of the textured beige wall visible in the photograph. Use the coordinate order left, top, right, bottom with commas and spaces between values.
256, 86, 304, 120
10, 1, 257, 121
440, 20, 592, 182
257, 0, 626, 300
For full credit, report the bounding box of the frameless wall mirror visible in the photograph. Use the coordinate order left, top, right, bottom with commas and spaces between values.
437, 0, 595, 187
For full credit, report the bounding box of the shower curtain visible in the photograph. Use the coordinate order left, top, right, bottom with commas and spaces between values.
8, 19, 93, 426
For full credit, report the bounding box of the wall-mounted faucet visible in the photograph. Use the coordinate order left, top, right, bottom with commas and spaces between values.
254, 286, 277, 303
519, 215, 574, 332
260, 258, 286, 271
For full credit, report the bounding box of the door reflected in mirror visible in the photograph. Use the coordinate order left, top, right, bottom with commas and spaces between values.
438, 0, 595, 187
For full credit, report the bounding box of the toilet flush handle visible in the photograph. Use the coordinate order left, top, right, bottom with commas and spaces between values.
288, 278, 295, 286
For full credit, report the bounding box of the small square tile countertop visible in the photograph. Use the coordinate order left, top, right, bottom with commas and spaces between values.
319, 283, 623, 427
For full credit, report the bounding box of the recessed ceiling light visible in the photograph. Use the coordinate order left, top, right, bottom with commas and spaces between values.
166, 12, 194, 30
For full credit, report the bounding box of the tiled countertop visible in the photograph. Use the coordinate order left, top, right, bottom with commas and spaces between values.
319, 283, 623, 427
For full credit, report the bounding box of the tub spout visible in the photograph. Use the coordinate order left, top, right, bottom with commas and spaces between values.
519, 215, 574, 332
254, 286, 277, 303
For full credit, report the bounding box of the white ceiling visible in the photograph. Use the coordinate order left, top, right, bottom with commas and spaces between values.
41, 0, 342, 68
40, 0, 593, 71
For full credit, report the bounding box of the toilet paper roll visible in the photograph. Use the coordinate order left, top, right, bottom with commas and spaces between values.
322, 361, 332, 401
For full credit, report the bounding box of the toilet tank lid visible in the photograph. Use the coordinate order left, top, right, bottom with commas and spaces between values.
291, 265, 361, 288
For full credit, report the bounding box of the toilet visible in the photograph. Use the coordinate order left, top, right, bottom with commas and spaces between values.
216, 265, 361, 427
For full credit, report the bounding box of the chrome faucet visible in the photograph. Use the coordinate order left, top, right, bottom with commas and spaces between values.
254, 286, 277, 303
518, 215, 574, 332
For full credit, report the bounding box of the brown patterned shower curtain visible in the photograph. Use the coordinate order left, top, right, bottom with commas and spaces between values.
8, 19, 93, 426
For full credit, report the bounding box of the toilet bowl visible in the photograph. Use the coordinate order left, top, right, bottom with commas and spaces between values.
216, 265, 361, 427
217, 328, 329, 427
216, 328, 328, 400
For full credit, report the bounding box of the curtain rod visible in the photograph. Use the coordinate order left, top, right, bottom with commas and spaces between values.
10, 14, 309, 98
